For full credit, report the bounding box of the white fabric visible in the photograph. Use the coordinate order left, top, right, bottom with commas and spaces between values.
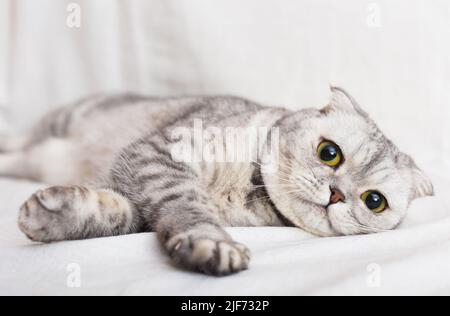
0, 173, 449, 296
0, 0, 449, 295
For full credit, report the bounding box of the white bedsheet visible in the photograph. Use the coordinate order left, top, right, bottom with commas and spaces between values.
0, 164, 449, 296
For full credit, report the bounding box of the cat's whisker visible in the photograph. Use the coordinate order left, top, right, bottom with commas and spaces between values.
271, 176, 297, 185
305, 161, 318, 179
287, 155, 317, 178
251, 160, 293, 180
245, 188, 304, 205
292, 175, 312, 186
253, 160, 296, 181
251, 184, 297, 188
282, 158, 320, 188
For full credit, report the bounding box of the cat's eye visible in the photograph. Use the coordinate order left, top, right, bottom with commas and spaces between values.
317, 141, 343, 167
361, 191, 387, 213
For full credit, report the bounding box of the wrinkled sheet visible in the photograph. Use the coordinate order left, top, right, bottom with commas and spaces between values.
0, 166, 449, 295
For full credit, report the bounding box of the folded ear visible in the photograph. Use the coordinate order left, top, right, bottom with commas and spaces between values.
410, 166, 434, 200
397, 152, 434, 200
321, 86, 369, 119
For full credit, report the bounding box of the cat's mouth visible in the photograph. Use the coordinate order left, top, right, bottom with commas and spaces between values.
312, 202, 342, 236
314, 202, 355, 236
279, 196, 338, 237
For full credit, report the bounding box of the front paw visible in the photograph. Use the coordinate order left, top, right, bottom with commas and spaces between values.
18, 186, 88, 242
166, 235, 251, 276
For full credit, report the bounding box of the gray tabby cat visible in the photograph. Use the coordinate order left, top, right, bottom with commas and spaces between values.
1, 87, 433, 276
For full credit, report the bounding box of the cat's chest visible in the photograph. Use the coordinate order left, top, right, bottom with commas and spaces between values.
203, 164, 282, 227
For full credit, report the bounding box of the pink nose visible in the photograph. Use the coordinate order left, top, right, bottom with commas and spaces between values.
329, 187, 346, 204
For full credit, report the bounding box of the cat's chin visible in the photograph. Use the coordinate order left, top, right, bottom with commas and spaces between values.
295, 209, 340, 237
326, 205, 373, 236
272, 196, 339, 237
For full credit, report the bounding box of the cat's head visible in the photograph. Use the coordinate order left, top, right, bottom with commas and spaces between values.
262, 87, 434, 236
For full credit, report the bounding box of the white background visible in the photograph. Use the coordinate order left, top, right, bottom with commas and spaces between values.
0, 0, 450, 295
0, 0, 449, 167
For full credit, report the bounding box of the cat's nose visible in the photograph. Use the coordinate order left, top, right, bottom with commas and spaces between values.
329, 187, 346, 205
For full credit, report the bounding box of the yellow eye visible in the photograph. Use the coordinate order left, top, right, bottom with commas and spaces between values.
317, 141, 343, 167
361, 191, 387, 213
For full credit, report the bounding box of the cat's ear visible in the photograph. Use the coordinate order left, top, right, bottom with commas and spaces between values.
397, 152, 434, 200
321, 86, 369, 118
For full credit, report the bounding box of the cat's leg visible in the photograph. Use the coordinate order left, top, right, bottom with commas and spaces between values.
0, 134, 30, 153
112, 136, 251, 276
0, 138, 83, 184
0, 152, 33, 179
157, 208, 251, 276
18, 186, 139, 242
0, 133, 36, 178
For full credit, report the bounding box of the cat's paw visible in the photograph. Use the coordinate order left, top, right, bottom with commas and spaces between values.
166, 235, 251, 276
18, 186, 90, 242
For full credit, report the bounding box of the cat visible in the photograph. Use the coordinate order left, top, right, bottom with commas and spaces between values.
0, 87, 433, 276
